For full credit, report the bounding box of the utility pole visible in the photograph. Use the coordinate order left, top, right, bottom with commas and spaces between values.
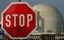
18, 0, 21, 2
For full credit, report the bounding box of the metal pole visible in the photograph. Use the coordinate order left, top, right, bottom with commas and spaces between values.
27, 0, 29, 3
18, 0, 21, 2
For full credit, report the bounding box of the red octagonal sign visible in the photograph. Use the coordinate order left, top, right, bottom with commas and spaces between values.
1, 2, 37, 39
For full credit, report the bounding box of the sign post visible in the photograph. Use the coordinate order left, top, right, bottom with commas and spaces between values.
1, 2, 37, 39
18, 0, 21, 2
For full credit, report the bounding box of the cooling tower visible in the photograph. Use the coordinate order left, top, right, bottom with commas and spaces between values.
33, 4, 63, 34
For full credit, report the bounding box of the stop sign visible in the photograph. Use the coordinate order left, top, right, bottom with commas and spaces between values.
1, 2, 37, 39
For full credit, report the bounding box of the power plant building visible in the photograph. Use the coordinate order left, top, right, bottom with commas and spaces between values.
33, 4, 63, 34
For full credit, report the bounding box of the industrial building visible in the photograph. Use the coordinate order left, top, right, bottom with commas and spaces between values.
33, 4, 63, 34
0, 4, 64, 40
29, 4, 64, 40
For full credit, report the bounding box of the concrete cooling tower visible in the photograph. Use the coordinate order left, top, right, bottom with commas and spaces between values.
33, 4, 63, 34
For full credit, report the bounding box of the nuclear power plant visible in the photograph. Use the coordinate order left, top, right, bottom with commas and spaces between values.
31, 4, 64, 40
0, 4, 64, 40
33, 4, 63, 34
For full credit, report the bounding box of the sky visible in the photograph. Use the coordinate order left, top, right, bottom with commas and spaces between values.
0, 0, 64, 20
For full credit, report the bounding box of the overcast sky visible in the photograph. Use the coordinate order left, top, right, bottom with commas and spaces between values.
0, 0, 64, 20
